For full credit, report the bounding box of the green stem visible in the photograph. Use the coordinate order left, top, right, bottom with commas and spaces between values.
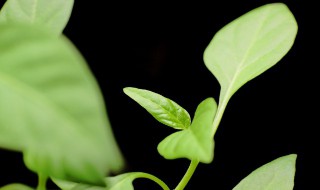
210, 94, 230, 138
175, 160, 199, 190
36, 174, 47, 190
174, 94, 230, 190
136, 172, 170, 190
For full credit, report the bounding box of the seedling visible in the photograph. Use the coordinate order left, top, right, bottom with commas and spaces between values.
0, 0, 298, 189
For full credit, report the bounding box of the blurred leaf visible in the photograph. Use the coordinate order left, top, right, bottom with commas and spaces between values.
233, 154, 297, 190
105, 173, 137, 190
0, 184, 33, 190
0, 0, 74, 34
124, 87, 191, 129
0, 24, 124, 184
52, 177, 105, 190
51, 178, 80, 190
158, 98, 217, 163
53, 172, 170, 190
204, 3, 298, 102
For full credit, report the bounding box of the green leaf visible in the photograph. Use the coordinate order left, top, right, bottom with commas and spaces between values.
124, 87, 191, 130
158, 98, 217, 163
203, 3, 298, 102
105, 173, 137, 190
51, 178, 79, 190
71, 185, 105, 190
52, 172, 170, 190
233, 154, 297, 190
52, 177, 105, 190
0, 24, 124, 184
0, 0, 74, 35
0, 184, 33, 190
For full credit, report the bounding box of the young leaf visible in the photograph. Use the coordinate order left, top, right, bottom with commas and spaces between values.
0, 184, 33, 190
0, 0, 74, 35
124, 87, 191, 130
158, 98, 217, 163
233, 154, 297, 190
204, 3, 298, 102
0, 24, 124, 184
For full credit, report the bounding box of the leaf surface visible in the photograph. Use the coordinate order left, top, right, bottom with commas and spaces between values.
204, 3, 298, 101
124, 87, 191, 129
53, 172, 169, 190
233, 154, 297, 190
0, 0, 74, 34
0, 184, 33, 190
0, 24, 124, 184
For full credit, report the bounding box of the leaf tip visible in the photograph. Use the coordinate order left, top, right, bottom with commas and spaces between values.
123, 87, 135, 96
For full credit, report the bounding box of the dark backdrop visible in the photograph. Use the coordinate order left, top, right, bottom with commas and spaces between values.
0, 0, 315, 189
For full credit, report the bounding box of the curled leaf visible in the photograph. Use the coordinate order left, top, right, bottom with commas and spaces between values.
158, 98, 217, 163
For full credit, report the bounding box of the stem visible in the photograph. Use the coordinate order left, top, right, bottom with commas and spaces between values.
210, 94, 230, 138
175, 160, 199, 190
174, 95, 230, 190
136, 172, 170, 190
36, 174, 47, 190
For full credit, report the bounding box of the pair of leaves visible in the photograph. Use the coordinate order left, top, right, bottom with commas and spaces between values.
123, 3, 298, 190
124, 87, 217, 163
123, 3, 298, 165
0, 0, 124, 185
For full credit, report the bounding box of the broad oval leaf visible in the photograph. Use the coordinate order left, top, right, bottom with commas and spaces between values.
0, 24, 124, 184
0, 184, 33, 190
158, 97, 217, 163
204, 3, 298, 101
124, 87, 191, 129
233, 154, 297, 190
0, 0, 74, 35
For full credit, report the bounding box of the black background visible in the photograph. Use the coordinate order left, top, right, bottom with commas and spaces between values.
0, 0, 315, 189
